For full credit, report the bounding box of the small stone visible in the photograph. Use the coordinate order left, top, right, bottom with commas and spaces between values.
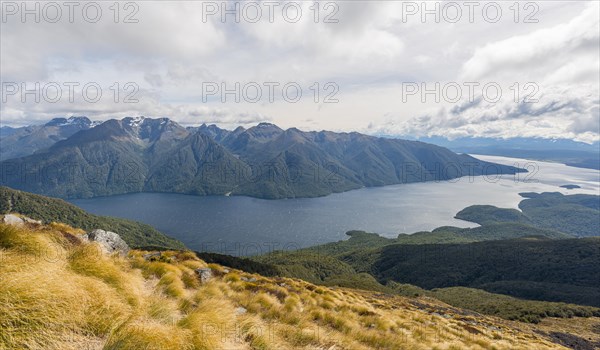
235, 307, 247, 315
196, 268, 213, 283
222, 268, 230, 273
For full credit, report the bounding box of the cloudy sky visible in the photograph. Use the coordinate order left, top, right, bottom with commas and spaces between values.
1, 0, 598, 142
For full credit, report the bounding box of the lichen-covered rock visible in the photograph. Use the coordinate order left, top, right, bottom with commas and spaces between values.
195, 268, 213, 283
83, 229, 130, 256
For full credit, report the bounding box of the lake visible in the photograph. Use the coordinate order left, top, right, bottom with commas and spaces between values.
70, 155, 600, 255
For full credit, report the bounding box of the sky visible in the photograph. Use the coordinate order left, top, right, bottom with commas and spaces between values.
1, 0, 599, 143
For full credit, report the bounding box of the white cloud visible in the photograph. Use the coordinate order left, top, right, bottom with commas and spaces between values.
1, 0, 598, 143
379, 84, 599, 143
461, 2, 599, 84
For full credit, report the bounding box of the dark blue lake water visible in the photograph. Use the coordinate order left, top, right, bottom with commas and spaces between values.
70, 156, 599, 255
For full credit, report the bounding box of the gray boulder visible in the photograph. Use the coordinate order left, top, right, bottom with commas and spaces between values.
83, 229, 130, 256
2, 214, 24, 226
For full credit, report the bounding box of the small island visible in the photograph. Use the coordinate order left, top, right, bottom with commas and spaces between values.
560, 184, 581, 189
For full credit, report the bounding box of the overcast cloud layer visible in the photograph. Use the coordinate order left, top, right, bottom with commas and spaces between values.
1, 0, 598, 142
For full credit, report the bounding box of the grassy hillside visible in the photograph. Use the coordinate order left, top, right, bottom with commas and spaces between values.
386, 283, 600, 324
257, 247, 600, 324
0, 186, 185, 250
0, 222, 573, 350
428, 287, 600, 324
254, 211, 597, 323
194, 252, 279, 276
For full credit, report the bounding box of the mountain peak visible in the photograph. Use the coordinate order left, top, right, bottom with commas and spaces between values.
256, 122, 280, 128
247, 122, 283, 140
123, 116, 146, 128
45, 116, 93, 127
196, 123, 230, 142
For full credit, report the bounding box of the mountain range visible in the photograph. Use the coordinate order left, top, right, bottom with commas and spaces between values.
413, 136, 600, 170
0, 117, 523, 199
0, 116, 100, 161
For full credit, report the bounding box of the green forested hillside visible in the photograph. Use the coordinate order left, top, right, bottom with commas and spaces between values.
0, 186, 185, 250
298, 222, 571, 258
359, 237, 600, 307
456, 192, 600, 237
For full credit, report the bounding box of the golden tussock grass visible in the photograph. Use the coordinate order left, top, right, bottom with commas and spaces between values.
0, 223, 572, 350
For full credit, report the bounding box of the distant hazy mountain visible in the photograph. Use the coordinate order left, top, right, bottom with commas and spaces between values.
0, 116, 100, 161
0, 126, 17, 137
0, 118, 523, 199
415, 136, 600, 170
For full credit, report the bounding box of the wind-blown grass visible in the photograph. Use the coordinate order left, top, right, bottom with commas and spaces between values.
0, 223, 570, 349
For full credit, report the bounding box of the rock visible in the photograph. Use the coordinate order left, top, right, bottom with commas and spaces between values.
83, 229, 130, 256
222, 268, 230, 273
196, 268, 213, 283
2, 214, 24, 226
23, 217, 42, 225
240, 276, 257, 282
235, 307, 247, 315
